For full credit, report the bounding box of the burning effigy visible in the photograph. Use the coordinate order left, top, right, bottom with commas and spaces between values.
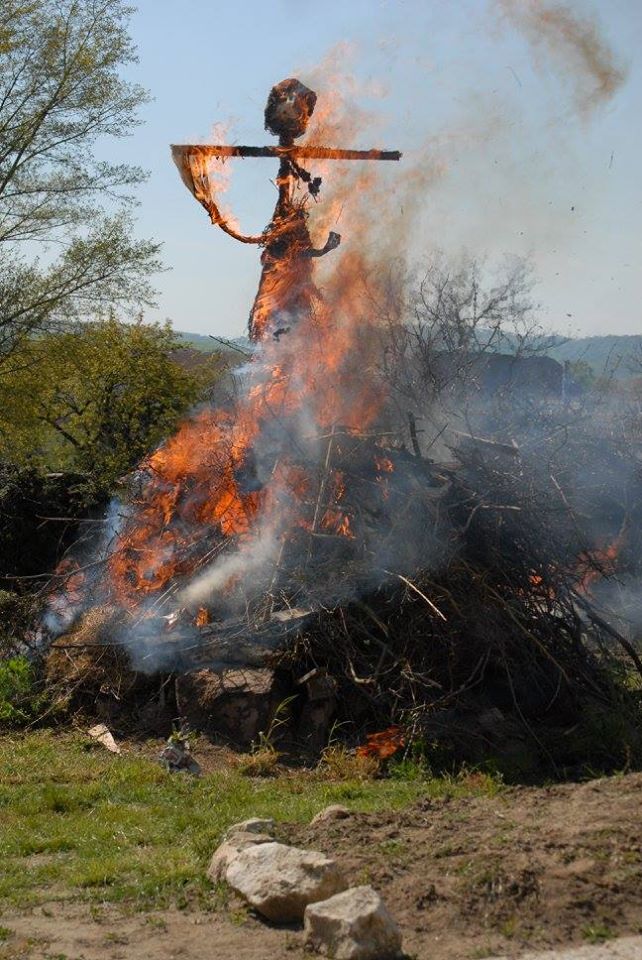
40, 78, 642, 773
172, 78, 399, 342
44, 77, 416, 660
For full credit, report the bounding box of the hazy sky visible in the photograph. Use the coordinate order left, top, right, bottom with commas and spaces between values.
114, 0, 641, 339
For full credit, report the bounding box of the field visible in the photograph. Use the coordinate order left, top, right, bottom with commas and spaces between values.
1, 733, 642, 960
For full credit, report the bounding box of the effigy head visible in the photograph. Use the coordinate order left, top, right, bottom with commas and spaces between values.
264, 78, 317, 141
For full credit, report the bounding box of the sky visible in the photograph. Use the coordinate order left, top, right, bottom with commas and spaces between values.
112, 0, 642, 340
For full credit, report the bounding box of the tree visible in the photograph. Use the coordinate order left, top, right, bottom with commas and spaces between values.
378, 255, 552, 402
0, 317, 216, 496
0, 0, 161, 364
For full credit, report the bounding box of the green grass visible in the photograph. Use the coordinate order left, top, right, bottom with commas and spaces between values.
0, 731, 502, 911
582, 923, 615, 944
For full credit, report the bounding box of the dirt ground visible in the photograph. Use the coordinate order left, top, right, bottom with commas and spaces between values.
3, 771, 642, 960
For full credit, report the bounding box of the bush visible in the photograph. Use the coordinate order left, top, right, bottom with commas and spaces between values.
0, 317, 219, 499
0, 467, 87, 584
0, 656, 48, 726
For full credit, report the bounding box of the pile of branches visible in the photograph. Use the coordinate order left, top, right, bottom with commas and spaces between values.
264, 428, 642, 773
37, 398, 642, 775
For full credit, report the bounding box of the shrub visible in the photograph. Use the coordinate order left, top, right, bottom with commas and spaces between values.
0, 656, 49, 726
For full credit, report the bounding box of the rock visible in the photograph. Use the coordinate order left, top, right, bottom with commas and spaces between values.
206, 832, 274, 884
175, 668, 288, 747
225, 842, 347, 922
158, 732, 201, 776
87, 723, 121, 754
304, 885, 402, 959
311, 805, 351, 825
224, 817, 275, 839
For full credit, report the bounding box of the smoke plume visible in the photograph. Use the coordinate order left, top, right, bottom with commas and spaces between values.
498, 0, 628, 115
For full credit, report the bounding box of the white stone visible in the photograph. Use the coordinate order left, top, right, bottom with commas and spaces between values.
225, 842, 347, 922
311, 805, 351, 825
206, 832, 274, 884
87, 723, 121, 754
223, 817, 275, 839
304, 885, 402, 960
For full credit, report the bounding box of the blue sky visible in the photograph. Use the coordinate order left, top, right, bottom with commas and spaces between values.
114, 0, 641, 339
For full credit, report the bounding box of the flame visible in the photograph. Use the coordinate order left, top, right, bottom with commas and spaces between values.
526, 571, 558, 602
576, 532, 625, 595
54, 62, 410, 624
103, 235, 393, 609
356, 725, 405, 760
195, 607, 210, 627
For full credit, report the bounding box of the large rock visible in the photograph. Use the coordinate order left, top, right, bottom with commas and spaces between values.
207, 831, 274, 884
225, 842, 347, 922
175, 668, 287, 747
224, 817, 275, 839
304, 885, 402, 959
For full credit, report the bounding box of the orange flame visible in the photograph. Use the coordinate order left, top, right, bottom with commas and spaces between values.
105, 240, 394, 609
356, 725, 405, 760
576, 532, 625, 594
61, 65, 411, 618
194, 607, 210, 627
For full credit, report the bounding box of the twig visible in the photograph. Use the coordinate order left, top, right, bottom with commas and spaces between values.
207, 334, 252, 357
572, 591, 642, 679
387, 571, 447, 621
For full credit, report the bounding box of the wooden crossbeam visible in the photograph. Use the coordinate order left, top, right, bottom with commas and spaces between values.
171, 144, 401, 162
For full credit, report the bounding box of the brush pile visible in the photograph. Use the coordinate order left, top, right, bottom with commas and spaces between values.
41, 397, 642, 776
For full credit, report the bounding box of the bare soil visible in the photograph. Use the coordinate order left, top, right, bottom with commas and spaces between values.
3, 771, 642, 960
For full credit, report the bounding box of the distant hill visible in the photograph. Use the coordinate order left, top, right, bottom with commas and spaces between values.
545, 335, 642, 379
175, 329, 642, 379
176, 331, 251, 355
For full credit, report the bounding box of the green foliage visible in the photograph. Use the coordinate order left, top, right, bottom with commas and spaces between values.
0, 317, 214, 496
0, 730, 430, 908
0, 0, 160, 363
582, 923, 615, 944
568, 359, 596, 388
0, 656, 48, 726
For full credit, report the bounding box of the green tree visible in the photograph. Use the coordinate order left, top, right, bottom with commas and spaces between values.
568, 359, 596, 389
0, 0, 160, 364
0, 317, 214, 496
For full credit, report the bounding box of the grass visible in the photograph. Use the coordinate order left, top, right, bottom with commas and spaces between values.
582, 923, 616, 944
0, 730, 503, 911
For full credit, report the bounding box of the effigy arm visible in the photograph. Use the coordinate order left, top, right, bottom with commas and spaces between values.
307, 231, 341, 257
172, 145, 265, 245
199, 193, 264, 245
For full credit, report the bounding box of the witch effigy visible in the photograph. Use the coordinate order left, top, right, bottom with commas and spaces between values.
171, 78, 401, 342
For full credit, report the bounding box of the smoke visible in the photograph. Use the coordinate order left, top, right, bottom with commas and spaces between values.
180, 523, 279, 608
40, 18, 638, 673
498, 0, 628, 116
41, 498, 127, 636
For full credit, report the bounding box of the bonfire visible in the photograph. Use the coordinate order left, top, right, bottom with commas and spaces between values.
41, 78, 642, 775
